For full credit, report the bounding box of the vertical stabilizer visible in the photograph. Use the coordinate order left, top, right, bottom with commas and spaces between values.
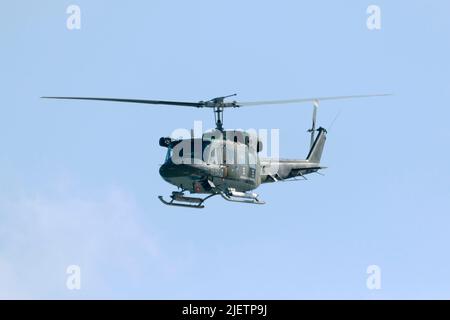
306, 127, 327, 163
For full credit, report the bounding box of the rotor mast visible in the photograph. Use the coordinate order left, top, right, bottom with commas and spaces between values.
205, 93, 237, 131
213, 105, 225, 131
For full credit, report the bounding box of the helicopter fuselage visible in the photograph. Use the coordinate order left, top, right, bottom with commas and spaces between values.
158, 127, 328, 196
159, 135, 261, 194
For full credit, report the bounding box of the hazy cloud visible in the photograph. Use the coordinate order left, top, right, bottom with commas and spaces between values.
0, 182, 167, 299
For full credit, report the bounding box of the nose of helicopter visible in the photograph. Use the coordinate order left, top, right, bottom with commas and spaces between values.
159, 163, 178, 187
159, 162, 205, 184
159, 162, 185, 180
159, 163, 172, 179
159, 162, 198, 190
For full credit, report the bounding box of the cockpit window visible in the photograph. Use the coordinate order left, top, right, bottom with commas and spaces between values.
209, 148, 218, 164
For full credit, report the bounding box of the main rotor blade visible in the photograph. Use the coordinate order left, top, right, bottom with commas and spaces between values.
236, 93, 392, 107
41, 97, 204, 107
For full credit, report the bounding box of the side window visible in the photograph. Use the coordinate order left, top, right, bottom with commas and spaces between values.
236, 144, 246, 165
210, 148, 218, 164
248, 149, 257, 166
203, 141, 220, 165
225, 142, 235, 165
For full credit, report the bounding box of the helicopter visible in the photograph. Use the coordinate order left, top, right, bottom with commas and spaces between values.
42, 93, 390, 208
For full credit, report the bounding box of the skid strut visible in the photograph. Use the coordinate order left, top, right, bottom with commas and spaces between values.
220, 188, 265, 205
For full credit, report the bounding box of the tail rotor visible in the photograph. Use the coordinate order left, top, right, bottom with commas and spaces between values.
308, 100, 319, 149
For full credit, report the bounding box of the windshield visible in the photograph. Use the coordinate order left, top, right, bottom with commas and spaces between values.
165, 146, 173, 163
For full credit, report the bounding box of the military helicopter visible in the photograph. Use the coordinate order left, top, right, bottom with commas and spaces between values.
42, 93, 389, 208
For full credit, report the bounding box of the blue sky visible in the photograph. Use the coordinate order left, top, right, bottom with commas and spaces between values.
1, 0, 450, 299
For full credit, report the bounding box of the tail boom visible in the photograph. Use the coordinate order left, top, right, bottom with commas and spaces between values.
260, 127, 327, 183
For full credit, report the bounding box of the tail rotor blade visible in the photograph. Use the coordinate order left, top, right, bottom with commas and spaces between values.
309, 100, 318, 148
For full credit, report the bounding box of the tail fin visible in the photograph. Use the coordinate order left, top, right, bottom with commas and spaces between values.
306, 127, 327, 163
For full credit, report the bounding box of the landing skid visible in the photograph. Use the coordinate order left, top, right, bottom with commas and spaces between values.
158, 191, 217, 209
159, 187, 266, 208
